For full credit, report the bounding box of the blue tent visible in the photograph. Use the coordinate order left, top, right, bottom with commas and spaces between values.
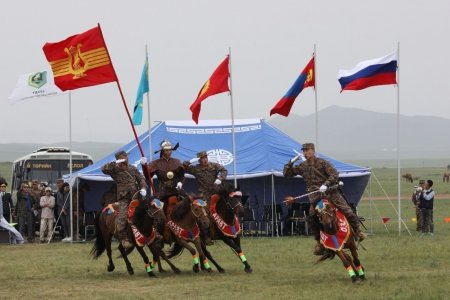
68, 119, 371, 223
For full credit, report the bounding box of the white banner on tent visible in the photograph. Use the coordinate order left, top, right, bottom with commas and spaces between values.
8, 69, 63, 103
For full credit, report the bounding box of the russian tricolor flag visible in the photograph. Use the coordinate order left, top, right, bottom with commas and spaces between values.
338, 51, 397, 92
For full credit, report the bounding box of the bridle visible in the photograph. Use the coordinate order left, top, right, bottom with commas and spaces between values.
226, 191, 243, 212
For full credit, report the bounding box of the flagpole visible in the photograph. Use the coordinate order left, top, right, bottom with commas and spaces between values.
97, 23, 156, 195
68, 91, 73, 242
314, 44, 319, 151
228, 47, 237, 188
145, 45, 153, 163
397, 42, 401, 235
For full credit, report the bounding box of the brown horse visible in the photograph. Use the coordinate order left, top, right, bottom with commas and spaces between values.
90, 196, 165, 277
443, 171, 449, 183
200, 185, 253, 273
315, 199, 365, 283
162, 193, 212, 273
402, 173, 413, 183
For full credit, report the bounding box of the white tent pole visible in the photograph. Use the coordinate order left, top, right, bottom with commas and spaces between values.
314, 44, 319, 151
396, 42, 401, 235
69, 91, 73, 243
228, 47, 237, 188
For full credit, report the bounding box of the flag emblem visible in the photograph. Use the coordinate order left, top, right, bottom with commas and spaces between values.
28, 71, 47, 88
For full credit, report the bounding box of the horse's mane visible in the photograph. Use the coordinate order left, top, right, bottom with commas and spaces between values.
132, 199, 149, 228
170, 196, 190, 222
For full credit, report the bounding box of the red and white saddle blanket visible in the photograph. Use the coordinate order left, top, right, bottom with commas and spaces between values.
131, 225, 156, 247
167, 219, 200, 241
210, 194, 241, 238
319, 209, 351, 251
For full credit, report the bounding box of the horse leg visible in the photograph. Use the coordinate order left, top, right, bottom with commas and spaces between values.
349, 243, 365, 280
135, 245, 155, 277
193, 237, 212, 273
105, 234, 115, 272
200, 241, 225, 273
118, 243, 134, 275
148, 244, 181, 274
175, 237, 201, 273
336, 250, 360, 283
222, 236, 252, 273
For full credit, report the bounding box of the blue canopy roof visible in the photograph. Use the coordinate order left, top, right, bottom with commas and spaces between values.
69, 119, 370, 182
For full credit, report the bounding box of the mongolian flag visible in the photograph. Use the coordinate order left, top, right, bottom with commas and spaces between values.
42, 25, 117, 91
190, 56, 230, 124
270, 57, 315, 117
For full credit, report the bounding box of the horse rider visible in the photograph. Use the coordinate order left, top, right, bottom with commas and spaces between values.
283, 142, 366, 255
102, 150, 147, 249
412, 179, 425, 232
141, 139, 184, 202
183, 151, 228, 245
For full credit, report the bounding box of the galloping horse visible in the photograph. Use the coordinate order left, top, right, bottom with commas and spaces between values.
163, 193, 212, 273
200, 185, 253, 273
315, 199, 365, 283
90, 196, 165, 277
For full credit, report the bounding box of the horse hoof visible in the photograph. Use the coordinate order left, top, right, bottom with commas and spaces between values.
245, 267, 253, 273
193, 265, 199, 273
147, 272, 156, 277
206, 268, 212, 273
218, 268, 225, 273
158, 268, 167, 273
128, 269, 134, 275
359, 275, 366, 280
351, 276, 361, 283
173, 268, 181, 274
107, 265, 115, 272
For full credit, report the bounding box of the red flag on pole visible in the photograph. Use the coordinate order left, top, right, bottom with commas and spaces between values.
382, 217, 391, 224
190, 56, 230, 124
42, 26, 117, 91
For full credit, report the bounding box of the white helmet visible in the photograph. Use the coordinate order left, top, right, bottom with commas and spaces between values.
160, 139, 172, 151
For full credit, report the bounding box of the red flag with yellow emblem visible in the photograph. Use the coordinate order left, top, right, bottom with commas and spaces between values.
190, 56, 230, 124
42, 25, 117, 91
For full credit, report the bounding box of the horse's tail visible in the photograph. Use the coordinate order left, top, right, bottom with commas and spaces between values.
164, 242, 184, 259
90, 212, 106, 259
314, 250, 336, 264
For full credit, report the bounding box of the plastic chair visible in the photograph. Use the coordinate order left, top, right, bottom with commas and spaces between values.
242, 207, 259, 237
263, 204, 283, 237
289, 203, 308, 236
83, 211, 96, 240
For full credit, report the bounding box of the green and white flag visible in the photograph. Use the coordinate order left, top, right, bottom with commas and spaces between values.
8, 69, 63, 103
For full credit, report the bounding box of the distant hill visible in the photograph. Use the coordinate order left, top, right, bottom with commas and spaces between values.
269, 106, 450, 160
0, 142, 122, 162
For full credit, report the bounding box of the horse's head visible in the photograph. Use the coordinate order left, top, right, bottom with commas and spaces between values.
146, 197, 166, 224
215, 184, 244, 218
315, 199, 337, 233
189, 196, 210, 229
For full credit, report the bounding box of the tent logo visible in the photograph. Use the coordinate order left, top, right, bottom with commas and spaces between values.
207, 149, 233, 166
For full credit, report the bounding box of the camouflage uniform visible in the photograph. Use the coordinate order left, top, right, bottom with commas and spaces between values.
411, 189, 422, 232
283, 157, 362, 242
184, 162, 228, 203
147, 157, 184, 200
101, 160, 146, 242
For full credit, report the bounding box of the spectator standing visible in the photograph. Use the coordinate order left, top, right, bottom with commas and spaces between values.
57, 182, 72, 242
412, 179, 426, 232
0, 180, 24, 244
0, 180, 14, 222
418, 179, 435, 236
30, 180, 42, 235
39, 187, 55, 243
15, 183, 37, 242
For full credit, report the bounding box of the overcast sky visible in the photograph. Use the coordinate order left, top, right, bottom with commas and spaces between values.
1, 0, 449, 144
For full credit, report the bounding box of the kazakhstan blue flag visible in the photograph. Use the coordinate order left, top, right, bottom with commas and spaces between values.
132, 60, 149, 125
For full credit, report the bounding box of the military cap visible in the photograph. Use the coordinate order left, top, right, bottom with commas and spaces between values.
197, 151, 208, 158
301, 143, 315, 151
114, 150, 127, 159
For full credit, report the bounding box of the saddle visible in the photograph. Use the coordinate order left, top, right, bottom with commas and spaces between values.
316, 199, 351, 251
102, 199, 140, 223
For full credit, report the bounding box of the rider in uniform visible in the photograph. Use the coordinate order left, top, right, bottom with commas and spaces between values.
283, 143, 366, 255
102, 151, 147, 249
183, 151, 228, 245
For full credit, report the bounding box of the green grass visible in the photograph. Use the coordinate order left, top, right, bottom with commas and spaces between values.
1, 199, 449, 299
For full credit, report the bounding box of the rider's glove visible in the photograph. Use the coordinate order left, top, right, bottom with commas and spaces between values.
176, 182, 183, 190
189, 157, 200, 164
140, 157, 147, 165
115, 159, 126, 164
319, 184, 328, 193
290, 155, 301, 164
214, 179, 222, 185
140, 188, 147, 197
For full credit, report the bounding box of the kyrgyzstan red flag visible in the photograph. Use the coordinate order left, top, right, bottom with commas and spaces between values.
42, 25, 117, 91
190, 56, 230, 124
